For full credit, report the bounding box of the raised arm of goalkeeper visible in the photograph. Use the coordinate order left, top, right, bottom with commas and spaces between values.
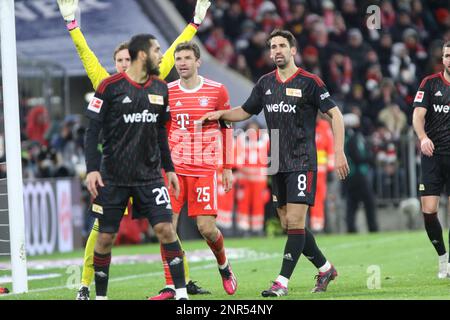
57, 0, 211, 89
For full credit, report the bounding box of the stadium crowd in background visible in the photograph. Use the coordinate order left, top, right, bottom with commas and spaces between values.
9, 0, 450, 237
173, 0, 449, 134
172, 0, 449, 231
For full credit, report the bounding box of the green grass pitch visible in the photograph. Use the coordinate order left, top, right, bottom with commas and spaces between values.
1, 230, 449, 300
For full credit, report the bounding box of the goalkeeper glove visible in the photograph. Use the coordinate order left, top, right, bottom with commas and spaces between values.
193, 0, 211, 25
57, 0, 79, 22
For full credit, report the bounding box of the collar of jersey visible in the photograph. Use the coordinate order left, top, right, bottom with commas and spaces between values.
123, 71, 153, 89
178, 76, 204, 93
439, 72, 450, 86
276, 68, 302, 84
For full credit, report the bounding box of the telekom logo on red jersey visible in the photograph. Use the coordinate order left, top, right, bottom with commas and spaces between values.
176, 114, 190, 130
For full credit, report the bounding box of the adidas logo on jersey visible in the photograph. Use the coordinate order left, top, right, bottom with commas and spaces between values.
204, 204, 212, 210
298, 191, 305, 197
175, 100, 182, 107
123, 110, 159, 123
265, 89, 272, 95
433, 104, 449, 113
166, 203, 172, 209
435, 91, 443, 96
122, 96, 132, 104
266, 101, 296, 113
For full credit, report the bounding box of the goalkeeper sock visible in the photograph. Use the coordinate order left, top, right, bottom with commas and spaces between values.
80, 219, 99, 287
423, 212, 446, 256
93, 251, 111, 297
162, 241, 186, 290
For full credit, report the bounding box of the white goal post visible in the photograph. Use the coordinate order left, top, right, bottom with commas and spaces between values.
0, 0, 28, 294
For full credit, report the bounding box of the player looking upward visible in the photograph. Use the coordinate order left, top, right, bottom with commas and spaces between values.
412, 40, 450, 279
56, 0, 211, 300
201, 29, 349, 297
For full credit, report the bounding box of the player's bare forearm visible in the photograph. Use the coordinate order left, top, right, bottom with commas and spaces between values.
201, 107, 251, 123
327, 107, 345, 153
220, 107, 252, 122
413, 107, 434, 156
327, 106, 349, 179
412, 107, 428, 140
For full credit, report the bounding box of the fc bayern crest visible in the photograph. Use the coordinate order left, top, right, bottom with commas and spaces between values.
199, 97, 209, 107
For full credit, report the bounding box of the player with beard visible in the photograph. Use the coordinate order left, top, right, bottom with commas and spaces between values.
85, 34, 187, 300
413, 40, 450, 279
201, 29, 349, 297
56, 0, 212, 300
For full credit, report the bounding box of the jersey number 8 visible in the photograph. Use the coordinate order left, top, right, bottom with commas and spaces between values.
298, 174, 307, 196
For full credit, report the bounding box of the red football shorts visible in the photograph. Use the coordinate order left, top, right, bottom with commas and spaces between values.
169, 173, 218, 217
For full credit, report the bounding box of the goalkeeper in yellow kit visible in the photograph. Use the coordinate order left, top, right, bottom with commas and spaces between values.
56, 0, 212, 300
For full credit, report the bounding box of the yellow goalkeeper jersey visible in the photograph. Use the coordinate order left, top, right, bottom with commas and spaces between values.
69, 23, 199, 90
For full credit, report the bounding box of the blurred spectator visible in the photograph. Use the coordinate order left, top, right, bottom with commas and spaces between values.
377, 103, 407, 140
321, 0, 337, 32
233, 54, 253, 80
426, 40, 447, 74
328, 49, 352, 97
223, 1, 247, 41
300, 45, 321, 76
402, 28, 428, 74
240, 0, 264, 20
340, 0, 361, 29
376, 32, 394, 75
434, 8, 450, 32
256, 1, 284, 34
205, 26, 234, 62
243, 30, 272, 81
25, 105, 50, 146
391, 8, 415, 42
329, 12, 347, 44
235, 122, 270, 236
285, 0, 308, 41
343, 113, 378, 233
346, 28, 372, 83
380, 0, 396, 30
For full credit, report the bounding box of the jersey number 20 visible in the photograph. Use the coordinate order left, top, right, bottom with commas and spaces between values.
153, 187, 170, 205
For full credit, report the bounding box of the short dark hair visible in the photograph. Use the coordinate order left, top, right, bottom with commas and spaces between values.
444, 40, 450, 50
267, 29, 297, 48
113, 41, 129, 62
128, 34, 156, 61
174, 41, 201, 60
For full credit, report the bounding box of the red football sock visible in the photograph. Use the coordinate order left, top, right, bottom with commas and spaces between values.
160, 243, 174, 286
207, 230, 227, 266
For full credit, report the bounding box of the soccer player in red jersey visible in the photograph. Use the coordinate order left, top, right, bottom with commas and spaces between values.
149, 42, 237, 299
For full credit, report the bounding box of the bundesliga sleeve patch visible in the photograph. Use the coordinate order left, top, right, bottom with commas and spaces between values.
414, 91, 424, 103
88, 97, 104, 113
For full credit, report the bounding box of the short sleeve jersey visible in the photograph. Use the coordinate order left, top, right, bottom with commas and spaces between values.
85, 72, 170, 186
167, 76, 231, 176
413, 72, 450, 155
242, 68, 336, 172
